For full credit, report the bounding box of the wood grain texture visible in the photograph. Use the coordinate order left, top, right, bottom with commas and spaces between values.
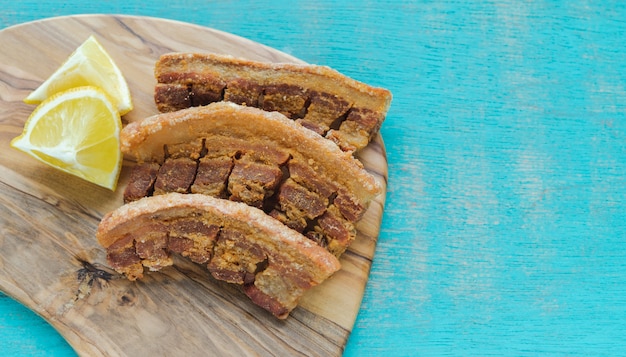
3, 1, 626, 356
0, 15, 387, 356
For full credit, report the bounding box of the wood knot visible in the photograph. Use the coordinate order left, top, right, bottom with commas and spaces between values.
118, 290, 137, 306
72, 258, 116, 303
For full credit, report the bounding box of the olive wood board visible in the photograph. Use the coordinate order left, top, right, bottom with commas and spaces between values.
0, 15, 387, 357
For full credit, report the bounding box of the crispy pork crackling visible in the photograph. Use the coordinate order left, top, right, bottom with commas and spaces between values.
121, 102, 381, 256
154, 52, 392, 152
96, 193, 341, 319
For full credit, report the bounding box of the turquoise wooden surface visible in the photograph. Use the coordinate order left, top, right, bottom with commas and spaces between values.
2, 1, 626, 356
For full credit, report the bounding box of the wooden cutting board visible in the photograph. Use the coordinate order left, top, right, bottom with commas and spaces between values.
0, 15, 387, 357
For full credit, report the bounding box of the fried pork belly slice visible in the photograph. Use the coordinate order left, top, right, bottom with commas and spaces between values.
121, 102, 380, 203
154, 52, 392, 152
120, 102, 381, 256
97, 193, 341, 319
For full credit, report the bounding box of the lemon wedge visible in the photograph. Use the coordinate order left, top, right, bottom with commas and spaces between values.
24, 35, 133, 115
11, 86, 123, 190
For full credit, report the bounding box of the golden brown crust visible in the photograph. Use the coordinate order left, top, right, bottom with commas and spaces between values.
154, 52, 392, 151
121, 102, 381, 204
97, 193, 341, 318
98, 193, 336, 260
155, 52, 391, 112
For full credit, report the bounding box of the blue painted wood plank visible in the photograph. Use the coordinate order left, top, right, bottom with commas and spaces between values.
1, 1, 626, 356
0, 294, 76, 356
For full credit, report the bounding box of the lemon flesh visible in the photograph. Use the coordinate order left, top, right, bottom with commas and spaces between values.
24, 35, 133, 115
12, 86, 122, 190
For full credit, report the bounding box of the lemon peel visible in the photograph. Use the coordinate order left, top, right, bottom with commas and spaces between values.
12, 86, 123, 190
